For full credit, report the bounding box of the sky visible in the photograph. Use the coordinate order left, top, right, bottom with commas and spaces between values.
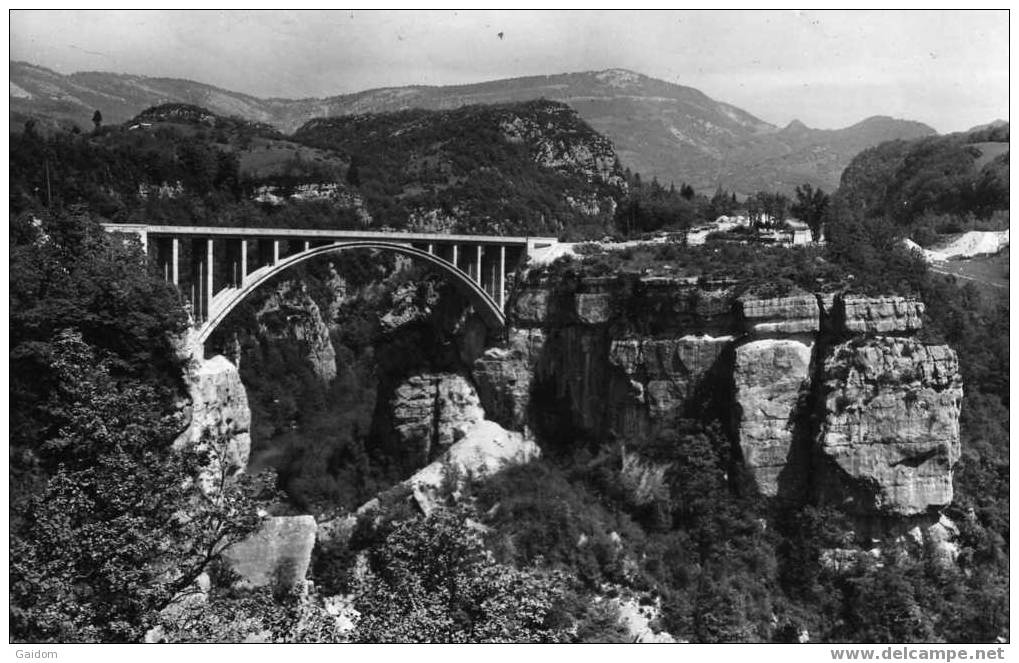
9, 9, 1010, 133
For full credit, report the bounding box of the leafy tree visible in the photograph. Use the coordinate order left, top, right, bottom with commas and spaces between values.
10, 331, 275, 642
10, 208, 187, 458
791, 183, 830, 240
351, 509, 570, 643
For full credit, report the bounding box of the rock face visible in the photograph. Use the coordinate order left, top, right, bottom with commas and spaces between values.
608, 335, 733, 419
574, 292, 613, 324
480, 277, 961, 531
818, 337, 962, 515
472, 329, 546, 430
512, 287, 553, 326
841, 295, 925, 334
738, 293, 819, 335
391, 373, 485, 460
176, 354, 252, 493
256, 281, 337, 383
733, 340, 813, 497
222, 515, 317, 590
407, 420, 542, 514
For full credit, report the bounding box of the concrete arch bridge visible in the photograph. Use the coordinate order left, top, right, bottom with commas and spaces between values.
102, 224, 557, 344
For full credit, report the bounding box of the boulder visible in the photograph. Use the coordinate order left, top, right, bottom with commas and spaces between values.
223, 515, 317, 590
925, 514, 960, 567
819, 337, 962, 515
408, 420, 541, 514
609, 596, 678, 643
734, 339, 813, 497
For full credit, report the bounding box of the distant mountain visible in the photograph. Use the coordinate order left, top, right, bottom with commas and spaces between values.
10, 62, 936, 194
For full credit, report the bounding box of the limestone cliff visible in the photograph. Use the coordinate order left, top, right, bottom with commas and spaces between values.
738, 292, 819, 336
840, 295, 925, 334
390, 373, 485, 462
176, 353, 252, 493
733, 339, 813, 498
254, 281, 337, 383
474, 277, 963, 532
472, 329, 546, 431
818, 337, 962, 515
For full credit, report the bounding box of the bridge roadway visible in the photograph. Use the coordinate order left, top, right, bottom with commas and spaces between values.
102, 223, 557, 342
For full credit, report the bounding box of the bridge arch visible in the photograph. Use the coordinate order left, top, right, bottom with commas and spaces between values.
196, 240, 505, 345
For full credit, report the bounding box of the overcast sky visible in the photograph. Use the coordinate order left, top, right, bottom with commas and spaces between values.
10, 9, 1009, 133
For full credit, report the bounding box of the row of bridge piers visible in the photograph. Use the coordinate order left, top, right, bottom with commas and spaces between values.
148, 235, 522, 321
96, 225, 561, 335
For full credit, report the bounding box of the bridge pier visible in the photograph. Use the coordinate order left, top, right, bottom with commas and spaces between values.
499, 245, 506, 310
206, 238, 214, 321
475, 245, 483, 286
172, 237, 179, 285
240, 239, 248, 284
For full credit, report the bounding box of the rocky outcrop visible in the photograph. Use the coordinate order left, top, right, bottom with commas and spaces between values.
512, 287, 554, 326
733, 339, 813, 497
407, 420, 542, 514
256, 282, 337, 383
609, 596, 678, 643
840, 295, 924, 334
608, 335, 732, 419
818, 337, 962, 515
819, 513, 960, 574
176, 354, 251, 493
472, 328, 546, 430
391, 373, 485, 460
222, 515, 317, 590
738, 293, 819, 335
574, 292, 613, 325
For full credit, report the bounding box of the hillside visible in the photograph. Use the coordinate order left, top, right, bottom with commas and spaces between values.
832, 123, 1009, 227
10, 62, 935, 194
10, 100, 627, 239
292, 100, 624, 236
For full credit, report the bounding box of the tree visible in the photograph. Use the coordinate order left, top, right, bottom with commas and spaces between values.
791, 183, 830, 240
10, 208, 187, 457
345, 155, 361, 186
680, 183, 696, 200
351, 509, 569, 643
92, 109, 103, 131
10, 331, 275, 642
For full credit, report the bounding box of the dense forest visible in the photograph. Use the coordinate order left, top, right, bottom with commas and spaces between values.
8, 105, 1009, 643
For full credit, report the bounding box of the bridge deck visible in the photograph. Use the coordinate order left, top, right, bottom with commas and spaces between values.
104, 223, 555, 247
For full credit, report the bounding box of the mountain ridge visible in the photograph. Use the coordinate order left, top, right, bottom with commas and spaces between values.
10, 60, 937, 193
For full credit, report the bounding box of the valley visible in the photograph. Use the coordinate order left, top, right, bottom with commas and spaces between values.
9, 60, 1009, 644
